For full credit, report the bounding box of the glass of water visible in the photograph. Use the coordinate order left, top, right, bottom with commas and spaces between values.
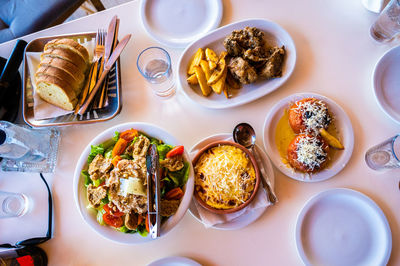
0, 191, 29, 218
370, 0, 400, 42
365, 135, 400, 170
137, 47, 176, 97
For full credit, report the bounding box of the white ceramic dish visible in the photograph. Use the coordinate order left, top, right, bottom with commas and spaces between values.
140, 0, 223, 48
296, 188, 392, 266
263, 93, 354, 182
373, 45, 400, 124
73, 122, 194, 244
188, 133, 274, 230
148, 256, 201, 266
177, 18, 296, 109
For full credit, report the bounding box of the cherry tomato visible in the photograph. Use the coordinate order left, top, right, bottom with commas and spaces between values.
103, 213, 123, 228
103, 204, 124, 217
166, 145, 184, 158
120, 129, 138, 142
165, 187, 184, 200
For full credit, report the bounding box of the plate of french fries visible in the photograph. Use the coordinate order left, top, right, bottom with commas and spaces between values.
177, 19, 296, 109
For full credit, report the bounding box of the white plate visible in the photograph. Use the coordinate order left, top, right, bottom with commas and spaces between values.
373, 45, 400, 124
73, 122, 194, 244
263, 93, 354, 182
188, 133, 275, 230
177, 19, 296, 109
148, 256, 201, 266
140, 0, 223, 48
296, 188, 392, 266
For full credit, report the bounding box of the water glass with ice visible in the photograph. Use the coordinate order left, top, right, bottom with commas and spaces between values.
370, 0, 400, 42
365, 135, 400, 170
0, 191, 29, 218
137, 47, 176, 97
0, 121, 60, 173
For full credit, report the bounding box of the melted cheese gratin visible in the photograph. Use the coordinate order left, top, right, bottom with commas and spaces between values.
194, 145, 256, 209
296, 135, 327, 171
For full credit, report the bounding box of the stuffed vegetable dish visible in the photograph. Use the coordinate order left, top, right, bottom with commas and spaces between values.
81, 129, 190, 236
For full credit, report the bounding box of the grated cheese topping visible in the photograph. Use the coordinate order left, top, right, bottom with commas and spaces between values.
194, 145, 256, 209
296, 135, 327, 171
293, 99, 331, 135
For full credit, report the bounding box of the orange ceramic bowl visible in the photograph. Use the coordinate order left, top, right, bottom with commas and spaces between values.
192, 140, 260, 214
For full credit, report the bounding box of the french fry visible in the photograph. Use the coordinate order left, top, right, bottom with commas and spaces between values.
207, 57, 226, 85
205, 48, 218, 63
209, 61, 217, 71
200, 60, 211, 80
211, 68, 227, 94
187, 74, 198, 85
187, 48, 205, 75
223, 83, 231, 99
194, 66, 212, 96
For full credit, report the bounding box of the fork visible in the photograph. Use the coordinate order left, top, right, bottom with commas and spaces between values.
75, 29, 106, 114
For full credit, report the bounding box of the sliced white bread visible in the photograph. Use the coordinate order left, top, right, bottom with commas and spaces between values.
44, 38, 89, 64
41, 47, 87, 72
36, 75, 78, 111
39, 57, 85, 87
35, 65, 82, 95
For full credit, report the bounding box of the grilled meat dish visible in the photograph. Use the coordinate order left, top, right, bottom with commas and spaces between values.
228, 57, 258, 84
258, 46, 285, 79
223, 27, 265, 57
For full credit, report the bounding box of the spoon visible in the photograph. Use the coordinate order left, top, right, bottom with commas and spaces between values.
233, 123, 277, 204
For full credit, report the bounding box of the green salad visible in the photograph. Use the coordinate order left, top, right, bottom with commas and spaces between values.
82, 128, 189, 236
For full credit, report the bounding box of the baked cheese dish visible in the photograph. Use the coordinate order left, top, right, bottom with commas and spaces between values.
194, 144, 256, 209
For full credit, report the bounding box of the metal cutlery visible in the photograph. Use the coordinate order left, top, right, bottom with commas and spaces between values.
146, 144, 161, 239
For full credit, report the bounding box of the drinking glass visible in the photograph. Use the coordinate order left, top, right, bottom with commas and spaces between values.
365, 135, 400, 170
0, 191, 29, 218
0, 121, 60, 173
370, 0, 400, 42
137, 47, 176, 97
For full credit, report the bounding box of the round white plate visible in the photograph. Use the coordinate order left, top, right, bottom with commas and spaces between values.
296, 188, 392, 266
188, 133, 275, 230
73, 122, 194, 244
263, 92, 354, 182
373, 45, 400, 124
140, 0, 223, 48
148, 256, 201, 266
177, 18, 296, 109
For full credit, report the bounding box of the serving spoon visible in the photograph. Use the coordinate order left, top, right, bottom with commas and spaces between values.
233, 123, 277, 204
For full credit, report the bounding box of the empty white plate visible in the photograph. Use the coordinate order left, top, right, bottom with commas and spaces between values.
296, 188, 392, 266
140, 0, 223, 48
373, 45, 400, 124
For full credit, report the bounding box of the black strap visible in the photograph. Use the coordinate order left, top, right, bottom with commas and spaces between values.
0, 173, 53, 248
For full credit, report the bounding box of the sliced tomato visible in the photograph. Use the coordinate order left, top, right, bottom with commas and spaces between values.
103, 213, 123, 228
166, 145, 184, 158
112, 138, 128, 157
103, 204, 124, 217
120, 129, 138, 142
165, 187, 184, 200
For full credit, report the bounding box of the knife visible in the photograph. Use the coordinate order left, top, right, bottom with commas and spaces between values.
77, 34, 131, 115
146, 144, 161, 239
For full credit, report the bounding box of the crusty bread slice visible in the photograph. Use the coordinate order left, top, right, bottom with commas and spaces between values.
44, 38, 89, 64
36, 75, 77, 111
39, 57, 85, 87
35, 65, 82, 95
41, 47, 87, 72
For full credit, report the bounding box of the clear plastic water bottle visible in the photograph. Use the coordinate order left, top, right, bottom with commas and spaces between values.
0, 121, 60, 173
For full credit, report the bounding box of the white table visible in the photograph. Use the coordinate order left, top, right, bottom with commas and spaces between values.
1, 0, 400, 265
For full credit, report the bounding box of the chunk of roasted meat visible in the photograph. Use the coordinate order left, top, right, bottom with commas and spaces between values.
160, 199, 180, 217
258, 46, 285, 79
87, 184, 107, 208
223, 27, 265, 57
160, 155, 184, 172
228, 57, 258, 84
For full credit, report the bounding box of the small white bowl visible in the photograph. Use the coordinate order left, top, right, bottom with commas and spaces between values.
73, 122, 194, 244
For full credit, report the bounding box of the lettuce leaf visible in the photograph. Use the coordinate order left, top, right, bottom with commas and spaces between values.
157, 144, 173, 160
82, 170, 92, 187
168, 162, 189, 187
112, 131, 120, 142
87, 144, 105, 163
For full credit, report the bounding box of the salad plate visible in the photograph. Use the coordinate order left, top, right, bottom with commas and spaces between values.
73, 122, 194, 244
263, 92, 354, 182
148, 256, 201, 266
188, 133, 275, 230
177, 18, 296, 109
373, 45, 400, 124
296, 188, 392, 266
140, 0, 223, 48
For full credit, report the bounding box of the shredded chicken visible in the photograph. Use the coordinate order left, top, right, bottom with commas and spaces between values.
88, 154, 112, 181
160, 155, 184, 172
87, 184, 107, 208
